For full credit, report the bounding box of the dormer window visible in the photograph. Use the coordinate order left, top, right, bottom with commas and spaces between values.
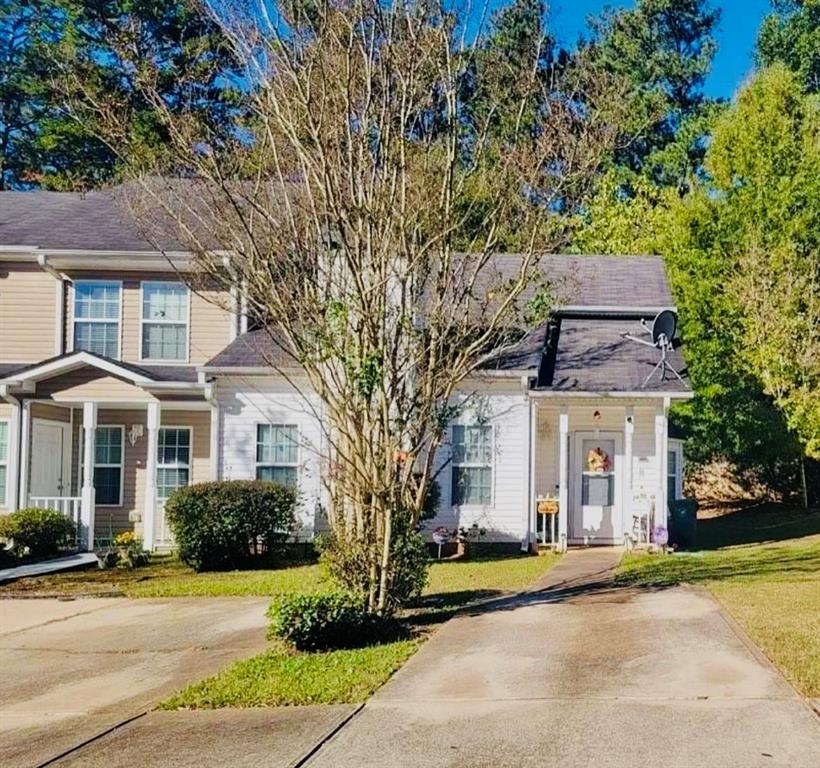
141, 281, 189, 362
73, 281, 122, 358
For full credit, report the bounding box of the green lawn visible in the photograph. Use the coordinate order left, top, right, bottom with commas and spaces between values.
163, 552, 560, 709
615, 504, 820, 698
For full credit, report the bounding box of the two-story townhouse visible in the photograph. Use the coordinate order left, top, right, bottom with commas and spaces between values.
1, 189, 692, 553
0, 191, 238, 549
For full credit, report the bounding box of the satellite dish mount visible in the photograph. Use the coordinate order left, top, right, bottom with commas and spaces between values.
622, 310, 685, 389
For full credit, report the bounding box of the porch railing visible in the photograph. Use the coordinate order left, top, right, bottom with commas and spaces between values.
29, 496, 83, 544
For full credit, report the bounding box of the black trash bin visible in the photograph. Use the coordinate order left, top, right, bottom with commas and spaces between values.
669, 498, 698, 549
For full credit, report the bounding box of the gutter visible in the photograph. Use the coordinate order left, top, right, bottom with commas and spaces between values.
528, 389, 694, 400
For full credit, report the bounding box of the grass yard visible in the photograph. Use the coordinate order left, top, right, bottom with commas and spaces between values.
162, 552, 560, 709
616, 503, 820, 698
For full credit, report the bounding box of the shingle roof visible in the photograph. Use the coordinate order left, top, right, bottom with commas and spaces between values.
479, 253, 673, 309
205, 328, 300, 369
0, 353, 200, 383
0, 190, 184, 251
540, 316, 689, 392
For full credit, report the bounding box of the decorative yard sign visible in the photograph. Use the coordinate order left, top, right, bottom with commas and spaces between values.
432, 527, 450, 559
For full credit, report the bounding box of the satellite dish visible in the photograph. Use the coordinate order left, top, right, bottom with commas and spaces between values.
651, 309, 677, 346
622, 309, 685, 388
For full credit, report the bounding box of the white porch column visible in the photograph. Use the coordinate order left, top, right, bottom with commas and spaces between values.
80, 402, 97, 550
4, 397, 22, 512
209, 392, 220, 481
624, 406, 634, 542
558, 408, 569, 551
143, 401, 160, 551
524, 398, 537, 551
654, 401, 669, 536
17, 400, 31, 509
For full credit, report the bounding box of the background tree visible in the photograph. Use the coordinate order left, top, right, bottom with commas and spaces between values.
0, 0, 236, 189
59, 0, 627, 611
757, 0, 820, 92
0, 1, 50, 189
581, 0, 721, 192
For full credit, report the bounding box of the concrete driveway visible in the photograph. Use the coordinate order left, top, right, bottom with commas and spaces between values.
0, 597, 270, 767
307, 549, 820, 768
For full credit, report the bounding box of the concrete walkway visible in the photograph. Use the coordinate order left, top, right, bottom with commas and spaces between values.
306, 548, 820, 768
0, 553, 98, 584
0, 597, 270, 767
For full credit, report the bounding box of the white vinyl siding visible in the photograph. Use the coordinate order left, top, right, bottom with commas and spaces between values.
217, 378, 324, 539
451, 424, 493, 506
73, 281, 121, 358
157, 428, 191, 499
256, 424, 299, 487
0, 421, 8, 506
141, 282, 189, 362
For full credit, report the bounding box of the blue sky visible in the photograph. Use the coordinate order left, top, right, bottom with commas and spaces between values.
546, 0, 772, 99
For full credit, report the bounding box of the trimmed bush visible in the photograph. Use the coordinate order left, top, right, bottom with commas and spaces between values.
268, 592, 403, 651
165, 480, 297, 571
0, 508, 76, 559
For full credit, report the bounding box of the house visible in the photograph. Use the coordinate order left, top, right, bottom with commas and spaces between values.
0, 190, 691, 552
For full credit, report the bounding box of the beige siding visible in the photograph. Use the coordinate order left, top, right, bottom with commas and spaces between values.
0, 263, 57, 363
65, 271, 232, 365
35, 369, 155, 403
70, 408, 211, 542
30, 403, 71, 423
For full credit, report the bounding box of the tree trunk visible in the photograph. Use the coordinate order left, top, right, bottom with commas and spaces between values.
800, 455, 809, 510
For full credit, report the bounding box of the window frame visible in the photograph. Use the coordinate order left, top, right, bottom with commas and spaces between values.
156, 426, 192, 501
255, 423, 300, 487
450, 423, 495, 508
92, 424, 125, 508
71, 279, 123, 359
0, 420, 9, 508
667, 439, 684, 503
139, 281, 191, 364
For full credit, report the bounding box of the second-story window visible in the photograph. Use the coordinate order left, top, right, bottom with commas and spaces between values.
73, 281, 121, 358
141, 282, 189, 362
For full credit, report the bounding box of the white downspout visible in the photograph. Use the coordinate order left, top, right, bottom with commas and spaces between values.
36, 254, 67, 356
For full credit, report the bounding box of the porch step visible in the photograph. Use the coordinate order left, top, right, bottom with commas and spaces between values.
0, 552, 98, 583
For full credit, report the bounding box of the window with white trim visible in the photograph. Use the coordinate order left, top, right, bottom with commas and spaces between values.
256, 424, 298, 486
157, 428, 191, 499
73, 281, 121, 358
0, 421, 8, 506
451, 424, 493, 506
667, 443, 684, 503
141, 282, 189, 362
94, 426, 124, 506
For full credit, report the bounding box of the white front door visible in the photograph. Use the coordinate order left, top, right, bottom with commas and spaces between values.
572, 431, 623, 543
30, 420, 72, 499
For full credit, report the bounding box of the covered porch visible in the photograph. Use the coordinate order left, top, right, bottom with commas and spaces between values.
527, 396, 684, 550
0, 352, 216, 551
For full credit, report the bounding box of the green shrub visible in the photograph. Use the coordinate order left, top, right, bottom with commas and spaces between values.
268, 592, 403, 651
0, 508, 76, 559
165, 480, 297, 571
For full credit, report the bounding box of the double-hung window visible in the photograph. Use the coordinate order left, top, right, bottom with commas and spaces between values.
141, 282, 189, 362
667, 443, 684, 504
0, 422, 8, 506
451, 424, 493, 506
256, 424, 299, 486
73, 281, 121, 358
157, 428, 191, 499
94, 426, 124, 506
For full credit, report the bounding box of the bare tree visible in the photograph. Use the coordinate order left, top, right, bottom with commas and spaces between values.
58, 0, 627, 611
